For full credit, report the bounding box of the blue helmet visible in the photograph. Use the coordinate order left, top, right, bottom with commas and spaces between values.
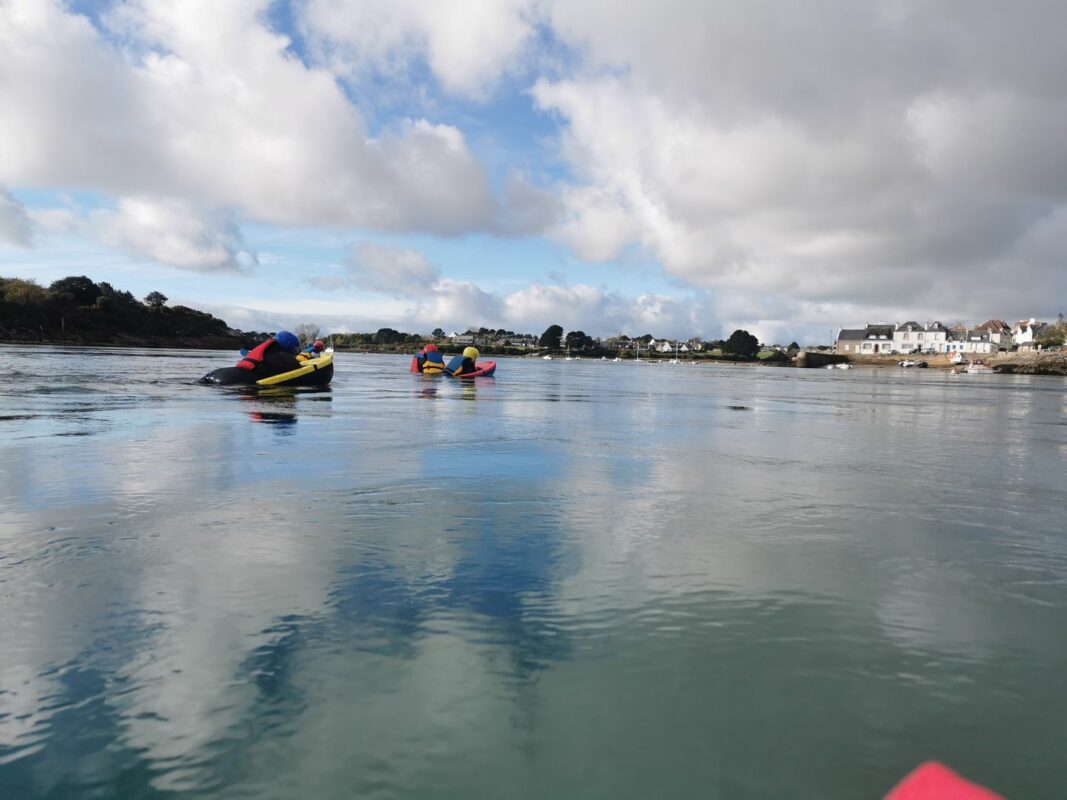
276, 330, 300, 354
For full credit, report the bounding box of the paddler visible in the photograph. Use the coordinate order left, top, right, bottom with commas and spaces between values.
415, 343, 447, 374
445, 346, 480, 376
234, 330, 302, 377
297, 339, 325, 361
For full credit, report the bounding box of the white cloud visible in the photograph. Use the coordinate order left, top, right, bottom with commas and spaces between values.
0, 0, 496, 234
4, 0, 1067, 335
344, 241, 440, 296
0, 186, 32, 247
93, 197, 255, 271
497, 172, 563, 236
528, 0, 1067, 318
299, 0, 537, 100
27, 207, 81, 236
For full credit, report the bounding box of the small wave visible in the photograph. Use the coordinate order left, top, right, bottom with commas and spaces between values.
31, 385, 110, 395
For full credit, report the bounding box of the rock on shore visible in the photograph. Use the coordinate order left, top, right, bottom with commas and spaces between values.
993, 352, 1067, 375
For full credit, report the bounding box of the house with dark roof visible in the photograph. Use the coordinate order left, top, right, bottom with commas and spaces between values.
836, 324, 894, 354
835, 328, 865, 354
832, 328, 866, 354
974, 319, 1012, 349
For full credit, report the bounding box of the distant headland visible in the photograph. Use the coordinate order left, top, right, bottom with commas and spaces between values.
0, 275, 264, 349
0, 274, 777, 362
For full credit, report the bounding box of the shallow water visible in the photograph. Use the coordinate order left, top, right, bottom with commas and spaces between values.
1, 345, 1065, 799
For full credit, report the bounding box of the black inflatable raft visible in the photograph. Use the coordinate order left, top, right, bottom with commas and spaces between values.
199, 352, 334, 387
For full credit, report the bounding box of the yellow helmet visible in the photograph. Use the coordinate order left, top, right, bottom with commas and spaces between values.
463, 346, 480, 360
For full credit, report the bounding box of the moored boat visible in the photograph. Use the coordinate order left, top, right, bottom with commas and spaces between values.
965, 359, 993, 374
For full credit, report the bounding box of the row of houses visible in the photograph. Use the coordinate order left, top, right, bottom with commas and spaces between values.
836, 319, 1050, 355
603, 337, 706, 353
447, 332, 540, 348
446, 332, 708, 352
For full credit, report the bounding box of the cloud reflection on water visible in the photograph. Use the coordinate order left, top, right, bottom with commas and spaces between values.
1, 350, 1065, 797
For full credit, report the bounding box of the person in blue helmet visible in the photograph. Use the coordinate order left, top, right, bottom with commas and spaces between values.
445, 346, 480, 376
297, 339, 326, 361
235, 330, 303, 377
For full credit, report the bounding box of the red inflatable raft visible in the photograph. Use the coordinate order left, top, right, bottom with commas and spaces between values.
410, 358, 497, 378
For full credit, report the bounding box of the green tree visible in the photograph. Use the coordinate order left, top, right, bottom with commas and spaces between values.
1035, 324, 1066, 348
50, 275, 101, 306
787, 341, 800, 352
2, 277, 47, 305
432, 327, 445, 339
722, 329, 759, 358
565, 330, 594, 351
374, 327, 403, 344
539, 324, 563, 349
144, 291, 168, 309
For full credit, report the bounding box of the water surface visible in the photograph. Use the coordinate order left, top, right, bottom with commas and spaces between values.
1, 346, 1065, 798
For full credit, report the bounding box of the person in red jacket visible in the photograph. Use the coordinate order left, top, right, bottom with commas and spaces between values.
235, 330, 302, 377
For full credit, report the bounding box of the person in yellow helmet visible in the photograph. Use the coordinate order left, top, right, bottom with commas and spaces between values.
446, 346, 480, 376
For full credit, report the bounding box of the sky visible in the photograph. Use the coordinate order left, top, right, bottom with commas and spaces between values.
2, 0, 1066, 344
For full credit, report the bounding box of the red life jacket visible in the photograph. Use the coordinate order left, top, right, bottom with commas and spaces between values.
236, 339, 276, 370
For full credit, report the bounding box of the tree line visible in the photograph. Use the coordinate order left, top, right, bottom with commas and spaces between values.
534, 324, 763, 358
0, 275, 260, 346
1, 273, 777, 359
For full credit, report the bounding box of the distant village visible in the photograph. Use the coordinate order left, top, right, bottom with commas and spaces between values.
444, 330, 715, 354
834, 318, 1063, 356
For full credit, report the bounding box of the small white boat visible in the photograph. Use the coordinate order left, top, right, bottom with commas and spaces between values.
542, 355, 552, 360
965, 359, 993, 374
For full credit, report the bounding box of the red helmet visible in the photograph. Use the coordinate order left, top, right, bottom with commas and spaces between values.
423, 343, 438, 352
313, 339, 325, 351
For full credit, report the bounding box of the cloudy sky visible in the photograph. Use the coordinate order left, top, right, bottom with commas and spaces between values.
2, 0, 1065, 343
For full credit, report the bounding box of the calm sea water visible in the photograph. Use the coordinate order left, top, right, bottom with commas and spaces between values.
1, 345, 1065, 799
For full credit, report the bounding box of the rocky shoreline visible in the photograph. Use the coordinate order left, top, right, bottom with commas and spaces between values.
991, 352, 1067, 375
837, 352, 1067, 375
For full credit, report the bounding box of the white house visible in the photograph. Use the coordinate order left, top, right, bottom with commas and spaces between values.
944, 330, 996, 354
923, 322, 949, 352
893, 322, 923, 353
1013, 318, 1046, 348
893, 321, 948, 353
